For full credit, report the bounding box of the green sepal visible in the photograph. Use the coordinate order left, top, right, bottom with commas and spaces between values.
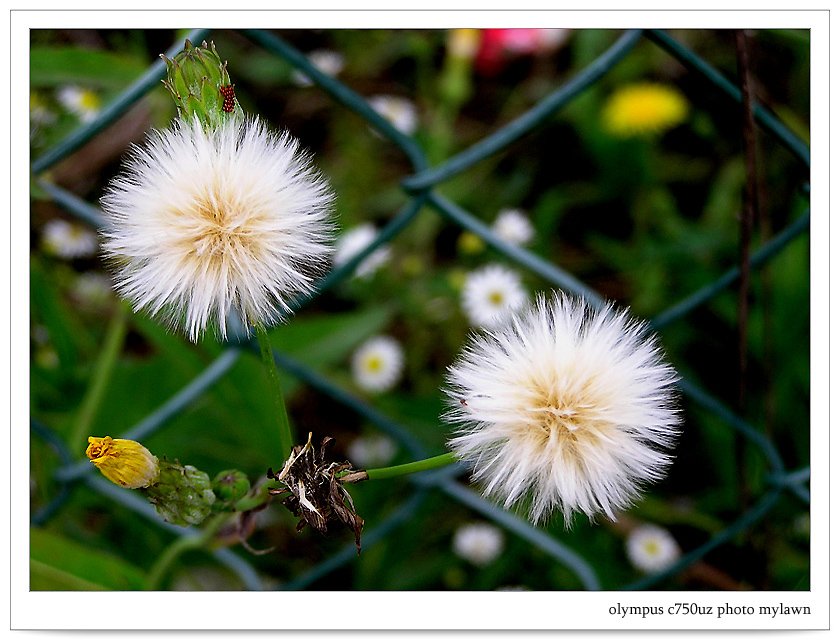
201, 78, 223, 114
160, 39, 242, 129
142, 458, 216, 526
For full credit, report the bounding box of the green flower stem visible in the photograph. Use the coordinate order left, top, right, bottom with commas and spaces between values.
254, 324, 293, 459
146, 513, 229, 590
69, 302, 130, 454
233, 480, 285, 512
362, 451, 458, 481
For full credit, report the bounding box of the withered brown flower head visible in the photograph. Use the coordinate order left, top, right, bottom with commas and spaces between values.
268, 433, 365, 553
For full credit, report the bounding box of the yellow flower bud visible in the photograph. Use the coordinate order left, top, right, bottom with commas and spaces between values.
86, 436, 159, 489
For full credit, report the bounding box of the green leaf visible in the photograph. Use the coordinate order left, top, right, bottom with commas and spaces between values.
273, 305, 394, 369
30, 527, 147, 590
30, 46, 148, 89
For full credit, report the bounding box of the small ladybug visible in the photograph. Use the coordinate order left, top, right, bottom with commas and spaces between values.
220, 85, 236, 113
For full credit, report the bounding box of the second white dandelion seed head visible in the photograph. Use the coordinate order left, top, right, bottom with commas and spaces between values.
445, 292, 681, 526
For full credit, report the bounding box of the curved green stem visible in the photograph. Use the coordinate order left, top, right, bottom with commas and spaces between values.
70, 302, 130, 454
254, 324, 293, 459
363, 451, 458, 481
146, 513, 229, 590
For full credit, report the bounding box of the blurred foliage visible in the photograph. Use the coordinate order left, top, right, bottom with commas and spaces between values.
30, 28, 809, 591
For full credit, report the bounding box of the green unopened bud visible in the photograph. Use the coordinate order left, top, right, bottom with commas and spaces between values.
161, 39, 243, 128
142, 458, 216, 526
212, 469, 251, 503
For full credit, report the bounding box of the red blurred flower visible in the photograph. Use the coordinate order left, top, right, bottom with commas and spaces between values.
475, 29, 569, 75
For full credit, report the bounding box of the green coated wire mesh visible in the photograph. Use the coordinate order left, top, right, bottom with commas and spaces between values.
30, 28, 810, 592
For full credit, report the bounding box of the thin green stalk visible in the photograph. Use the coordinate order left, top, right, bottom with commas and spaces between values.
70, 302, 130, 454
363, 452, 458, 481
233, 480, 283, 512
146, 513, 229, 590
254, 324, 293, 458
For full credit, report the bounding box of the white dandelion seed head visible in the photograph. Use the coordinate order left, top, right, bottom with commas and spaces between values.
333, 223, 391, 279
369, 95, 419, 136
292, 49, 346, 86
41, 219, 99, 259
351, 335, 404, 393
100, 116, 335, 342
625, 524, 681, 573
492, 208, 535, 246
445, 292, 680, 526
346, 434, 398, 468
452, 522, 505, 567
461, 264, 528, 329
57, 85, 101, 124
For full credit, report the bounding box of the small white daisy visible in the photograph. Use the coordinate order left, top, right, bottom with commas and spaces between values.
41, 219, 98, 259
333, 223, 391, 279
452, 522, 504, 567
351, 335, 404, 393
492, 208, 535, 246
292, 49, 346, 87
625, 524, 681, 573
71, 272, 114, 310
538, 29, 572, 51
30, 91, 56, 127
461, 264, 528, 329
57, 85, 101, 124
369, 95, 419, 136
445, 292, 680, 525
100, 116, 334, 342
346, 434, 398, 468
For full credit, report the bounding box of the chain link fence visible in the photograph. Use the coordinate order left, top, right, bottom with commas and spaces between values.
30, 28, 810, 591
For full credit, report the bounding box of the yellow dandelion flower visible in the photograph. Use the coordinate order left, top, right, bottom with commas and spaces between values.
602, 83, 689, 138
86, 436, 159, 489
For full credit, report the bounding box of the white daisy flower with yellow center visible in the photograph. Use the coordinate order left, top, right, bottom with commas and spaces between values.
351, 335, 404, 393
626, 524, 681, 573
333, 223, 391, 279
71, 272, 114, 310
461, 264, 527, 329
346, 434, 398, 469
452, 522, 504, 567
41, 219, 98, 259
445, 292, 680, 525
369, 95, 419, 136
492, 208, 535, 246
292, 49, 346, 87
57, 85, 101, 124
30, 91, 56, 126
100, 116, 334, 342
